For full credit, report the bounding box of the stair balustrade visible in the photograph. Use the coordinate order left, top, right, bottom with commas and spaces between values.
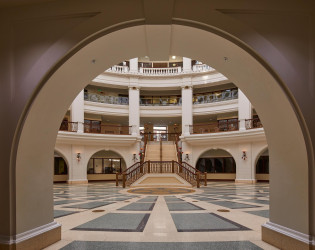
116, 160, 205, 188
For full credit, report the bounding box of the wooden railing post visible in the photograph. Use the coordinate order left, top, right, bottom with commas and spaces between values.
148, 160, 150, 173
116, 172, 119, 186
197, 172, 200, 188
160, 161, 162, 173
204, 172, 207, 186
122, 173, 126, 188
172, 160, 175, 173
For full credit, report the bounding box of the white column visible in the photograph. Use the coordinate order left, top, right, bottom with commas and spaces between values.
67, 145, 88, 184
129, 79, 140, 136
181, 78, 193, 136
129, 58, 138, 73
70, 90, 84, 133
183, 57, 192, 72
238, 89, 252, 130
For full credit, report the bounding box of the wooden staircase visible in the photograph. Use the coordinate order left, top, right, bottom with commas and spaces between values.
116, 132, 207, 188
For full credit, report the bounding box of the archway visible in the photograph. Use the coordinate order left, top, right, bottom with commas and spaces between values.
3, 6, 313, 249
196, 148, 236, 181
87, 150, 127, 181
53, 150, 69, 183
255, 148, 270, 182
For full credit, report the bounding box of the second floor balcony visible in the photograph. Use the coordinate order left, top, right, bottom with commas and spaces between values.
84, 92, 128, 105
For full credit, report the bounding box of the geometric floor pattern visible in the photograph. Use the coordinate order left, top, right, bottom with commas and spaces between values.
45, 182, 278, 250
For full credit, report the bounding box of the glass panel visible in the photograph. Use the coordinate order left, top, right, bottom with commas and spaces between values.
94, 159, 103, 174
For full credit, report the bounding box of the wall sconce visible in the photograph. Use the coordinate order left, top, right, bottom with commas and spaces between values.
184, 153, 190, 161
76, 153, 81, 162
242, 151, 247, 160
132, 153, 138, 162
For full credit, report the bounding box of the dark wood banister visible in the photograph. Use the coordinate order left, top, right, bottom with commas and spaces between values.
182, 161, 207, 186
116, 160, 206, 188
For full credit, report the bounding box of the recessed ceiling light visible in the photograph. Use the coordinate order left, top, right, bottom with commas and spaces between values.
172, 56, 176, 59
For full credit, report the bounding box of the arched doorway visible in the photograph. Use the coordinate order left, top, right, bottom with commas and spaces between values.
256, 148, 269, 182
87, 150, 126, 181
2, 3, 313, 249
196, 149, 236, 181
53, 151, 69, 183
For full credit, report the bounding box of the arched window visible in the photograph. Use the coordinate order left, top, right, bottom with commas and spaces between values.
54, 151, 68, 175
196, 149, 236, 173
87, 150, 126, 174
256, 149, 269, 174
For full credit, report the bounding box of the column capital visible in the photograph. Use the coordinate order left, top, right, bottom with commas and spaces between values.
181, 85, 193, 90
128, 86, 140, 91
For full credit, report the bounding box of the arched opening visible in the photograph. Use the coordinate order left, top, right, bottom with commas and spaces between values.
196, 149, 236, 181
6, 12, 312, 249
53, 151, 69, 183
87, 150, 126, 181
256, 148, 269, 182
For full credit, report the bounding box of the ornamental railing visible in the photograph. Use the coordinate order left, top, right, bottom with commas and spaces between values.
116, 160, 207, 188
105, 64, 214, 76
84, 123, 132, 135
189, 120, 239, 134
140, 67, 182, 75
140, 96, 181, 106
59, 121, 78, 132
245, 118, 263, 129
193, 89, 238, 104
84, 92, 128, 105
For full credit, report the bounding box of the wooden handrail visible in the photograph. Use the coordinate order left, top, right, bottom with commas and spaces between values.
116, 160, 206, 188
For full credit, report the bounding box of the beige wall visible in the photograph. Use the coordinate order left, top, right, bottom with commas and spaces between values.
0, 1, 314, 248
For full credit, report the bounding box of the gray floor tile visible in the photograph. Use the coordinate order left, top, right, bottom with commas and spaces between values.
61, 241, 262, 250
171, 213, 250, 232
246, 210, 269, 218
54, 210, 78, 218
63, 201, 114, 209
241, 199, 269, 205
164, 196, 184, 202
136, 196, 158, 202
166, 202, 204, 211
209, 201, 261, 209
54, 200, 82, 205
118, 202, 156, 211
72, 213, 150, 232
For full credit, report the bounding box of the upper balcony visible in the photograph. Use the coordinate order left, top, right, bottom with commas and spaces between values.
105, 63, 214, 77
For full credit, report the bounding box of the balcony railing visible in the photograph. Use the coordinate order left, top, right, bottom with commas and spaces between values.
84, 123, 132, 135
84, 92, 128, 105
140, 96, 181, 106
59, 121, 78, 132
105, 64, 214, 76
140, 67, 182, 75
245, 118, 263, 129
193, 89, 238, 105
189, 121, 239, 134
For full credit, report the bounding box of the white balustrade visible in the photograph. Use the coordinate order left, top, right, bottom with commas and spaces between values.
106, 64, 214, 75
192, 64, 214, 72
140, 67, 182, 75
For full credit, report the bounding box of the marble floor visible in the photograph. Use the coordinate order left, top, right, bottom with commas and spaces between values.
46, 181, 277, 250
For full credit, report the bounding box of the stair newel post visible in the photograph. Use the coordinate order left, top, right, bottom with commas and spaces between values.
197, 172, 200, 188
148, 160, 151, 173
204, 172, 207, 186
122, 173, 126, 188
116, 172, 119, 186
172, 160, 175, 173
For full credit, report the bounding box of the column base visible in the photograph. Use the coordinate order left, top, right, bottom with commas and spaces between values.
0, 222, 61, 250
262, 222, 315, 250
235, 179, 257, 184
67, 179, 88, 184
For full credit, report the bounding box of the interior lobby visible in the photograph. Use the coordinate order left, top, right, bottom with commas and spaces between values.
0, 1, 314, 250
